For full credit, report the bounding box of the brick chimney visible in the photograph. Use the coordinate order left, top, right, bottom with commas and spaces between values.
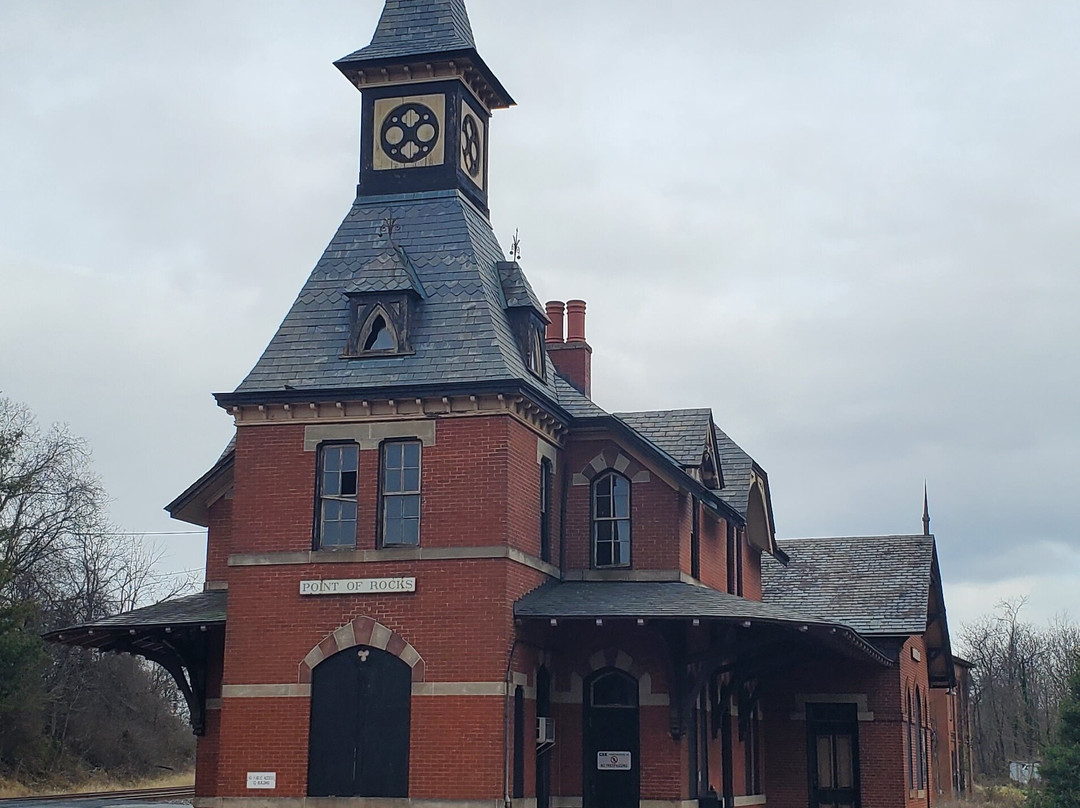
545, 299, 592, 398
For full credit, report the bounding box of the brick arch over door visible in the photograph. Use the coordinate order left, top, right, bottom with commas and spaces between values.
298, 615, 426, 684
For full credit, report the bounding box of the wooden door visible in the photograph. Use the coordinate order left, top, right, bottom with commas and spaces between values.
807, 704, 859, 808
583, 669, 639, 808
308, 646, 411, 797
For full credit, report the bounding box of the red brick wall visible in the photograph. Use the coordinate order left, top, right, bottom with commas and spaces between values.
562, 439, 682, 571
698, 510, 730, 590
761, 644, 908, 808
205, 497, 232, 582
742, 540, 762, 601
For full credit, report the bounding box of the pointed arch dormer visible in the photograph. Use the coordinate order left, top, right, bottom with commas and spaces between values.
343, 248, 424, 359
359, 305, 400, 353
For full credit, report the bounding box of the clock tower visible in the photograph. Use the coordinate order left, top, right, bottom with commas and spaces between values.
334, 0, 514, 215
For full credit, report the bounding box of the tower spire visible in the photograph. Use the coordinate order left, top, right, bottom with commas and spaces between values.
922, 483, 931, 536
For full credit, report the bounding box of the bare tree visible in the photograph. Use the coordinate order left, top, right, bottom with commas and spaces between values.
0, 397, 195, 784
960, 599, 1080, 781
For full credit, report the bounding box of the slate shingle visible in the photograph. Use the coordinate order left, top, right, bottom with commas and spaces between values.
233, 190, 563, 399
761, 535, 934, 636
614, 409, 712, 467
713, 423, 754, 517
48, 591, 227, 634
338, 0, 475, 65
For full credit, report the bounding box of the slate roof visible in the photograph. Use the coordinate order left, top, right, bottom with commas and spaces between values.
515, 581, 892, 666
761, 535, 934, 636
227, 190, 563, 400
497, 261, 545, 314
713, 423, 754, 517
517, 581, 830, 624
614, 409, 711, 467
343, 249, 426, 297
338, 0, 475, 65
46, 591, 227, 638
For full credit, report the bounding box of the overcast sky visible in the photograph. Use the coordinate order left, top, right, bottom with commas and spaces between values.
2, 1, 1078, 632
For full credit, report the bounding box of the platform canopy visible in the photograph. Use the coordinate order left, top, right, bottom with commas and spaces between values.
45, 591, 226, 736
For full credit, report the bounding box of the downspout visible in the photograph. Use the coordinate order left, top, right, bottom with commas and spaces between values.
504, 636, 521, 808
559, 451, 569, 577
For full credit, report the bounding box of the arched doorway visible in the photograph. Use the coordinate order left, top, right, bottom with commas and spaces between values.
308, 645, 411, 797
583, 668, 640, 808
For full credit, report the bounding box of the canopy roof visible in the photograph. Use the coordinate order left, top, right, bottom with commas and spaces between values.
515, 581, 892, 667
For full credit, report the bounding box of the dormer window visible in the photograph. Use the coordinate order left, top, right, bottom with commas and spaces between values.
527, 327, 545, 377
362, 311, 397, 352
345, 294, 414, 358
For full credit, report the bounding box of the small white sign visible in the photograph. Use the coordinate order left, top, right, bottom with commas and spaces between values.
299, 577, 416, 596
247, 772, 276, 790
597, 751, 632, 771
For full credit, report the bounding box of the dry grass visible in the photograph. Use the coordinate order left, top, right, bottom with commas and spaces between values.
0, 769, 194, 798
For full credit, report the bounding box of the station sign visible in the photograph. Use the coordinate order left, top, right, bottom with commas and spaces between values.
299, 577, 417, 596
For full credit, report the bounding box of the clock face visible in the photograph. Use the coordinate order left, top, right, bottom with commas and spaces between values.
459, 98, 485, 189
373, 94, 446, 170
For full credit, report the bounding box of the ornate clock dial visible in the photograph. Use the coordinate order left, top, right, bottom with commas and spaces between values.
461, 113, 481, 178
380, 102, 441, 163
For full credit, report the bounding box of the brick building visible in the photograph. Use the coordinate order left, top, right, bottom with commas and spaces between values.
48, 2, 973, 807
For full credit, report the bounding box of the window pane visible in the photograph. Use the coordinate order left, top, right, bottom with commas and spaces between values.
384, 466, 402, 493
342, 502, 357, 521
817, 736, 834, 788
596, 540, 613, 567
835, 735, 854, 788
324, 448, 341, 472
341, 446, 358, 471
403, 442, 420, 467
324, 500, 341, 521
323, 470, 340, 496
614, 488, 630, 518
384, 516, 402, 544
386, 497, 403, 518
402, 494, 420, 518
341, 470, 357, 497
403, 467, 420, 492
595, 491, 612, 519
402, 518, 420, 545
385, 442, 402, 469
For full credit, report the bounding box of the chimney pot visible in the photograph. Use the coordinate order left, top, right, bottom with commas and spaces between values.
545, 301, 565, 344
566, 299, 587, 343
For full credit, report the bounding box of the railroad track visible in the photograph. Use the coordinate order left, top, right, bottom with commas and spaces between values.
0, 785, 195, 804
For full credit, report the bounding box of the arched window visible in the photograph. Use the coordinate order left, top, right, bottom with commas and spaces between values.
592, 472, 630, 568
358, 306, 399, 354
540, 458, 552, 562
915, 687, 926, 790
527, 327, 545, 377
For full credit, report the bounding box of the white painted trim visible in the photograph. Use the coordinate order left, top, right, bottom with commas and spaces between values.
550, 799, 582, 808
733, 796, 767, 807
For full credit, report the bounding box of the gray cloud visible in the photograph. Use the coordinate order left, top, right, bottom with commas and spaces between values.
2, 0, 1077, 625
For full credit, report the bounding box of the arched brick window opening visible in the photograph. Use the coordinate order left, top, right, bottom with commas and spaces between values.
592, 471, 631, 568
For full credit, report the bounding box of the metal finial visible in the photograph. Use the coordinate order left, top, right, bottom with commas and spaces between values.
510, 228, 522, 262
922, 483, 931, 536
380, 216, 399, 241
